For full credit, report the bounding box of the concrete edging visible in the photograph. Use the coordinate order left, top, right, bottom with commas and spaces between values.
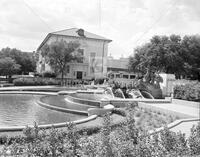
37, 99, 88, 116
0, 91, 57, 95
0, 91, 98, 132
149, 118, 200, 135
65, 94, 101, 107
0, 115, 98, 132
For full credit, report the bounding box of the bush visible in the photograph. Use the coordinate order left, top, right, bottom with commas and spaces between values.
174, 81, 200, 101
42, 71, 56, 78
188, 122, 200, 155
13, 77, 60, 86
0, 117, 200, 156
112, 108, 126, 117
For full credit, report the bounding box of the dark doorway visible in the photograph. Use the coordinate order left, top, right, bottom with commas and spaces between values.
76, 71, 83, 79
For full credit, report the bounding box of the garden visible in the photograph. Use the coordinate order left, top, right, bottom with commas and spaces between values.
0, 103, 199, 157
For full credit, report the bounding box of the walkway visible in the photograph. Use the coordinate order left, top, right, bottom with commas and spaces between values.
170, 121, 199, 138
144, 101, 200, 137
144, 102, 199, 118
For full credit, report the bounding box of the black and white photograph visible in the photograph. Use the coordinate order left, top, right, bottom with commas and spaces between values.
0, 0, 200, 156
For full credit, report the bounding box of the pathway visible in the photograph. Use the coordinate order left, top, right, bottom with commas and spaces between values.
144, 102, 199, 118
144, 101, 200, 137
170, 121, 199, 138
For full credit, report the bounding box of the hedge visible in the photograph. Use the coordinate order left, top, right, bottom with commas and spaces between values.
13, 77, 61, 86
174, 81, 200, 101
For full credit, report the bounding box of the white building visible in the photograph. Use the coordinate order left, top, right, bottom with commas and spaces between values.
36, 28, 112, 80
107, 55, 136, 86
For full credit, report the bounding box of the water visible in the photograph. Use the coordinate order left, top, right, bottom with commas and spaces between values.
0, 94, 86, 127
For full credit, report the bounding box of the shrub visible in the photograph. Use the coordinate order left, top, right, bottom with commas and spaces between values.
188, 122, 200, 155
42, 71, 56, 78
0, 115, 200, 156
13, 77, 60, 86
112, 108, 126, 117
174, 81, 200, 101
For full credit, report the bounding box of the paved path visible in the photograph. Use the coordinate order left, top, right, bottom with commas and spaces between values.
170, 121, 199, 138
145, 102, 199, 118
145, 102, 200, 137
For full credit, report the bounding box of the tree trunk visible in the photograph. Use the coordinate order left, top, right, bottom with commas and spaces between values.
61, 71, 64, 86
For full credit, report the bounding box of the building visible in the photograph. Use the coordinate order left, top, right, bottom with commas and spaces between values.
107, 54, 129, 72
36, 28, 112, 80
107, 55, 136, 86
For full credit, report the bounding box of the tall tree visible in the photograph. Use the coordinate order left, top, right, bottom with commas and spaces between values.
0, 57, 21, 80
41, 40, 81, 85
181, 35, 200, 80
0, 47, 36, 74
129, 35, 185, 78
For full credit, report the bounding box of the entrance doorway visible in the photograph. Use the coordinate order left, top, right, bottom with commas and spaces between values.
76, 71, 83, 79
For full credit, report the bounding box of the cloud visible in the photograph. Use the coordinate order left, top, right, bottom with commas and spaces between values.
0, 0, 200, 58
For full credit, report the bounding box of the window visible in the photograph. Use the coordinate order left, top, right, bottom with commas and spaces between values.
66, 65, 70, 73
123, 75, 129, 79
130, 75, 136, 79
116, 74, 120, 78
90, 52, 96, 58
77, 49, 84, 63
90, 52, 96, 74
41, 63, 45, 72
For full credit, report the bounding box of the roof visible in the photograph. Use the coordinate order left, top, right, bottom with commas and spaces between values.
37, 28, 112, 51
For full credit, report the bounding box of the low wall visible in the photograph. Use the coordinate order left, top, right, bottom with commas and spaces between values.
88, 108, 113, 116
66, 95, 101, 107
0, 115, 98, 132
0, 91, 57, 95
37, 100, 88, 116
149, 118, 200, 135
100, 98, 171, 108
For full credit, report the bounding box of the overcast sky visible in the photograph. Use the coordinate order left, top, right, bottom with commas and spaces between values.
0, 0, 200, 58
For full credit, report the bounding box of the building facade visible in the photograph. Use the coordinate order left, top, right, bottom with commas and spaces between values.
107, 55, 136, 86
36, 28, 112, 80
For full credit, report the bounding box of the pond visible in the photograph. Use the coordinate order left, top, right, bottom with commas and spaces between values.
0, 94, 86, 127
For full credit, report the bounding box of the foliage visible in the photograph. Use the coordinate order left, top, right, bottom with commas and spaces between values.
42, 71, 56, 78
129, 34, 200, 80
41, 40, 81, 85
0, 57, 21, 78
188, 122, 200, 155
0, 115, 200, 156
174, 81, 200, 101
0, 47, 36, 75
13, 77, 60, 86
112, 108, 126, 117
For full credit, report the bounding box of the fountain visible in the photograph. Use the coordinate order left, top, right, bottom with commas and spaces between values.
113, 88, 125, 99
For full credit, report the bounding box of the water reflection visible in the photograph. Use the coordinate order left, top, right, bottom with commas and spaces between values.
0, 94, 86, 127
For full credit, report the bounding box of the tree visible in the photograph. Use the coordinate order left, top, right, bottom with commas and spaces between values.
181, 35, 200, 80
41, 40, 81, 85
0, 47, 36, 74
129, 35, 185, 78
0, 57, 21, 80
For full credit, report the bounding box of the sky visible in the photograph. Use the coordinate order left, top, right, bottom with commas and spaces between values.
0, 0, 200, 58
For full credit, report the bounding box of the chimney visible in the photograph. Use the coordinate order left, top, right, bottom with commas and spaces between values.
76, 28, 85, 37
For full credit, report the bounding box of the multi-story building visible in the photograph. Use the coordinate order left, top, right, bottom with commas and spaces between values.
36, 28, 112, 80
